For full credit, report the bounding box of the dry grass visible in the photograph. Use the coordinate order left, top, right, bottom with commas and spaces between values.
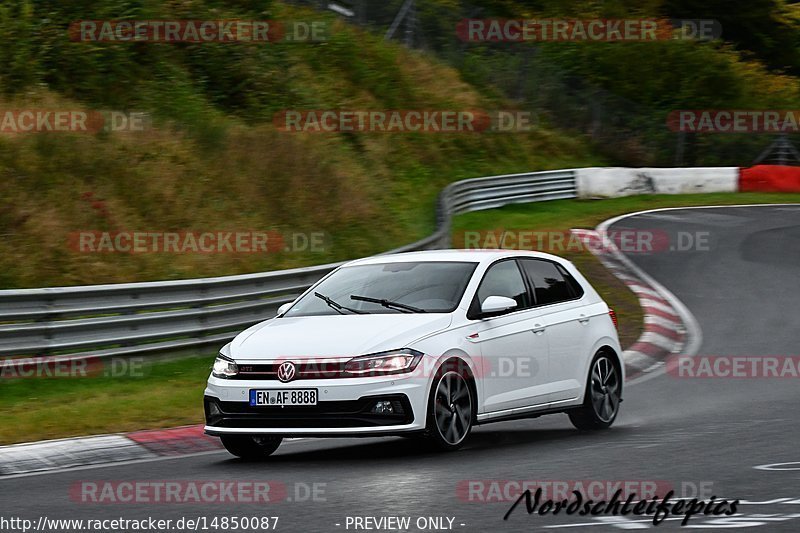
0, 76, 597, 289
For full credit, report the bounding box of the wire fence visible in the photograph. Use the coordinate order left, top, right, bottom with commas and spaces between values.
287, 0, 800, 167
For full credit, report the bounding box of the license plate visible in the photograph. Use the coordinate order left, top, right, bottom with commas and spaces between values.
249, 389, 318, 407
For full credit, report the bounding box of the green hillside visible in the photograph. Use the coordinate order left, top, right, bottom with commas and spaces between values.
3, 0, 800, 287
0, 1, 599, 288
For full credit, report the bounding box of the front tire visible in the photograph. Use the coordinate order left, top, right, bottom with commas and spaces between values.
425, 365, 474, 451
569, 352, 621, 430
220, 435, 283, 459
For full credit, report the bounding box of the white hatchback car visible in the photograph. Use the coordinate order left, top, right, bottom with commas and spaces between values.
205, 250, 623, 459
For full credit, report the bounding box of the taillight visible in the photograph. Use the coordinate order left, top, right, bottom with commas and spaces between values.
609, 308, 618, 330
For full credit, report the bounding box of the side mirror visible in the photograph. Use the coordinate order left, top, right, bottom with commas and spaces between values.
480, 295, 517, 316
276, 302, 292, 317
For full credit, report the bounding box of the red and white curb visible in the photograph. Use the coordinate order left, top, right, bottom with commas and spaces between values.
571, 211, 702, 380
571, 228, 687, 378
0, 425, 221, 478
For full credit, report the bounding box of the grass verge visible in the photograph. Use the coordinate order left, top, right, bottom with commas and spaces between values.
0, 354, 214, 445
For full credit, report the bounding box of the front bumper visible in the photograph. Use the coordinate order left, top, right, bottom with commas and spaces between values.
203, 373, 428, 436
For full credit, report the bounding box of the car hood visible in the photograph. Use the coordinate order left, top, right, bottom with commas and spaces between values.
229, 313, 453, 360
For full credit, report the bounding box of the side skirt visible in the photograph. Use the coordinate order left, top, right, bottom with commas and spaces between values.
475, 398, 581, 425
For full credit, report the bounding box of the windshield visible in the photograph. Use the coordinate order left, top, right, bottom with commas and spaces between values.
283, 261, 478, 316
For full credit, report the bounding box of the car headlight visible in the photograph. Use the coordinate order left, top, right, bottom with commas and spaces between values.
344, 349, 423, 376
212, 354, 238, 378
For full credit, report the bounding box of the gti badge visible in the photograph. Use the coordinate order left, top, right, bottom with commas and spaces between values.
277, 361, 297, 383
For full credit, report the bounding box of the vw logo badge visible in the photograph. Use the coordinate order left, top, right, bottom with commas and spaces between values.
277, 361, 297, 383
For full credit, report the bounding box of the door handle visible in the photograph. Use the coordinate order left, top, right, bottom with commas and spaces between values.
533, 324, 546, 335
578, 314, 590, 325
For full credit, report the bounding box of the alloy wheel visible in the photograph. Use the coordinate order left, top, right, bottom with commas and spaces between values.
433, 371, 473, 445
590, 356, 620, 423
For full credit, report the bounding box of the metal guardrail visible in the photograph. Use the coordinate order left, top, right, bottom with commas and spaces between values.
0, 169, 577, 363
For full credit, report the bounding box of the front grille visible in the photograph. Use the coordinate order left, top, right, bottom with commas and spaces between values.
204, 394, 414, 428
234, 361, 349, 380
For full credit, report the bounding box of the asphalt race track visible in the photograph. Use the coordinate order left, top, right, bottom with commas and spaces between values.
2, 205, 799, 532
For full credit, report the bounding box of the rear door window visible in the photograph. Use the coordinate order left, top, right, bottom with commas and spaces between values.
519, 259, 580, 306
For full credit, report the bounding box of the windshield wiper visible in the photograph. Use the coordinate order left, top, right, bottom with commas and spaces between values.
349, 294, 427, 313
314, 292, 366, 315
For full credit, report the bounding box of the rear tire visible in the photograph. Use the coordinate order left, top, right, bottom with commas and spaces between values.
569, 352, 621, 430
220, 435, 283, 459
425, 363, 474, 451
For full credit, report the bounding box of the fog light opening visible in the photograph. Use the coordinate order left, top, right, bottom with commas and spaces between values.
205, 399, 223, 425
371, 400, 395, 415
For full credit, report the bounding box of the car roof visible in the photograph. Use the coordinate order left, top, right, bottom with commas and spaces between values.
344, 249, 569, 267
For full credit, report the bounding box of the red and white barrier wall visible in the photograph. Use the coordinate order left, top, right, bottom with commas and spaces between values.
576, 165, 800, 198
740, 165, 800, 193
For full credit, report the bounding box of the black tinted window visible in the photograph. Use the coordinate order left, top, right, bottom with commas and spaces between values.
520, 259, 574, 305
558, 264, 585, 299
476, 260, 529, 309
